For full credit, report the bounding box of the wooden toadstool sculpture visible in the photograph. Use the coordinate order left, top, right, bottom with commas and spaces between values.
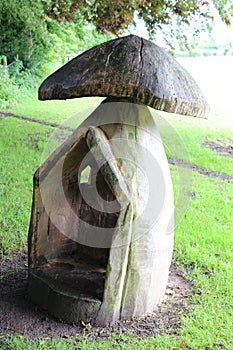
28, 35, 209, 326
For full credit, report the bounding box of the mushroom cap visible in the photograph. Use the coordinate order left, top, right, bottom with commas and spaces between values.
39, 35, 209, 118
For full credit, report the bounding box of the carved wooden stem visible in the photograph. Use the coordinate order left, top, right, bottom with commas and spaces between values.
28, 99, 174, 325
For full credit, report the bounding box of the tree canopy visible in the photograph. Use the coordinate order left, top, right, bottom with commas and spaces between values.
0, 0, 106, 68
42, 0, 233, 34
0, 0, 232, 67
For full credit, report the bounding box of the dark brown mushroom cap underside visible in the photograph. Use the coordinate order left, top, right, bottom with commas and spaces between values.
39, 35, 209, 118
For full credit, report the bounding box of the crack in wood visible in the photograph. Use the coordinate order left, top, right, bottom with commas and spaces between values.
139, 37, 144, 86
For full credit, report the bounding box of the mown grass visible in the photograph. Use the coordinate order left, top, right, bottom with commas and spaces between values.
7, 91, 233, 177
157, 111, 233, 177
0, 96, 100, 254
8, 91, 103, 125
0, 333, 187, 350
0, 117, 50, 254
0, 92, 233, 349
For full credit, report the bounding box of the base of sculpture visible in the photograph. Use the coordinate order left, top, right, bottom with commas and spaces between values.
28, 258, 104, 323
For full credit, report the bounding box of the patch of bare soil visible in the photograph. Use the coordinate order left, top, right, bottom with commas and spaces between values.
0, 112, 73, 131
202, 139, 233, 158
168, 158, 233, 183
0, 253, 194, 339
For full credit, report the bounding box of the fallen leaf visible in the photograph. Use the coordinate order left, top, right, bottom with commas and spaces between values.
181, 339, 187, 348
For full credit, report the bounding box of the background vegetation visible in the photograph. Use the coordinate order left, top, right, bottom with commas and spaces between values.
1, 0, 233, 109
0, 1, 233, 348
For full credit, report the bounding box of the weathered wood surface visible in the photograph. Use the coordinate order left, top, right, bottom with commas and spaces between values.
28, 100, 174, 325
39, 35, 209, 118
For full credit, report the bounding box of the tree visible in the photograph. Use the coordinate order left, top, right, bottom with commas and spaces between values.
42, 0, 233, 36
0, 0, 107, 68
0, 0, 232, 68
0, 0, 49, 67
41, 0, 233, 52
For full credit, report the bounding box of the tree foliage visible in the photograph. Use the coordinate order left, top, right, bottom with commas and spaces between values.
0, 0, 232, 68
42, 0, 233, 52
0, 0, 107, 68
0, 0, 48, 67
42, 0, 233, 35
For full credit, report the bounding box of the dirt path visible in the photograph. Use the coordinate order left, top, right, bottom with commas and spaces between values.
0, 111, 73, 131
168, 158, 233, 183
0, 253, 193, 339
202, 140, 233, 159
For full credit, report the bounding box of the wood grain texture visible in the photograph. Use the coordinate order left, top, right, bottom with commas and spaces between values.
39, 35, 209, 118
28, 100, 174, 325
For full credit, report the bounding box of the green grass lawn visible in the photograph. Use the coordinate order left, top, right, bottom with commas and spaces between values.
0, 91, 233, 349
8, 91, 103, 125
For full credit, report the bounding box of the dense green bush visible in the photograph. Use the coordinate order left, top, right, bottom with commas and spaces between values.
0, 0, 109, 69
0, 0, 49, 68
0, 0, 113, 109
0, 55, 40, 109
0, 64, 20, 109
